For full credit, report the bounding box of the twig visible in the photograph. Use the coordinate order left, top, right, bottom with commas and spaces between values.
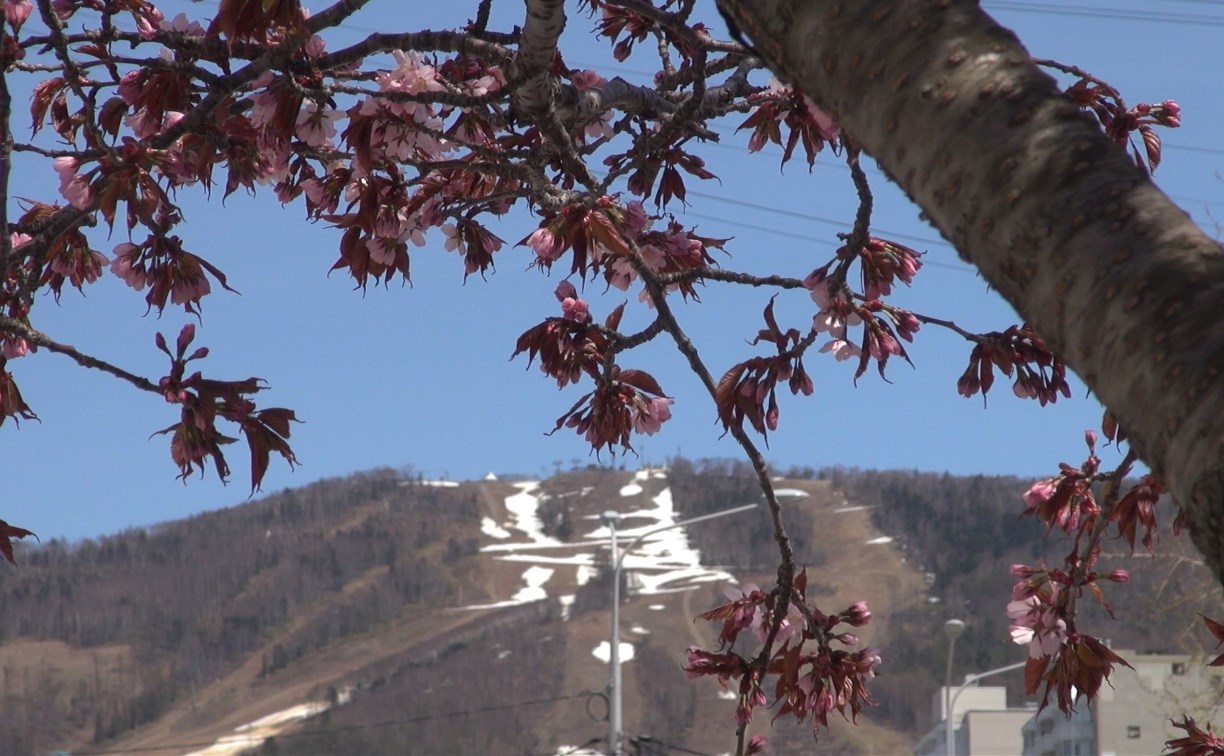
0, 317, 161, 393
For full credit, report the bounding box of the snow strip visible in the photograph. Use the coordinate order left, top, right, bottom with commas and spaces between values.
481, 517, 511, 539
592, 640, 636, 663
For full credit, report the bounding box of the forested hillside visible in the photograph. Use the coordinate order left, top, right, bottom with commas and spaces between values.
0, 461, 1218, 753
0, 469, 482, 751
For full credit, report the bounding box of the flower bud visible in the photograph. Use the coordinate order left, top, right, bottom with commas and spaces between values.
842, 601, 871, 627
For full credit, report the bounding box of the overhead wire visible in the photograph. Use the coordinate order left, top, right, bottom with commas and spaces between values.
982, 0, 1224, 26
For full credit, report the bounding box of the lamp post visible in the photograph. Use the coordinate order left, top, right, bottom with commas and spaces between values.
601, 495, 807, 756
943, 619, 966, 756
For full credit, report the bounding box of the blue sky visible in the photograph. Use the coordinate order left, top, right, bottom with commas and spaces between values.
3, 0, 1223, 542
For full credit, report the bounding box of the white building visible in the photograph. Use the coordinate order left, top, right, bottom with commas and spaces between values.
914, 650, 1223, 756
913, 685, 1034, 756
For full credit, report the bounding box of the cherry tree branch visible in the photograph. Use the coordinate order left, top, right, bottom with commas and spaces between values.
1064, 448, 1138, 622
840, 143, 873, 254
312, 30, 513, 73
35, 0, 108, 152
306, 0, 376, 34
631, 252, 796, 752
0, 316, 160, 393
0, 67, 11, 270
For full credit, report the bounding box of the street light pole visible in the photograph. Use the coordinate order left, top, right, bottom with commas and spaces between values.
943, 619, 966, 756
604, 510, 623, 756
601, 502, 764, 756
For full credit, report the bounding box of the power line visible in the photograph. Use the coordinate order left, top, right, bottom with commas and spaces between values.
984, 0, 1224, 26
680, 209, 980, 275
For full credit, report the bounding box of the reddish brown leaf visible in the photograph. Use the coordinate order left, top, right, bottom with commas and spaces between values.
1023, 655, 1047, 695
1085, 580, 1115, 619
30, 78, 65, 135
715, 363, 748, 426
604, 302, 626, 332
617, 368, 665, 397
1140, 125, 1162, 173
0, 520, 37, 566
0, 368, 38, 427
241, 408, 300, 492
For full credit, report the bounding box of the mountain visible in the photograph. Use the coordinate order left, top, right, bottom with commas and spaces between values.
0, 461, 1218, 754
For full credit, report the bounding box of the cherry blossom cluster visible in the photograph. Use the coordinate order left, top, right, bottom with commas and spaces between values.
1167, 716, 1224, 756
685, 571, 879, 747
738, 78, 841, 169
803, 267, 921, 382
715, 298, 813, 439
1004, 425, 1215, 722
956, 323, 1070, 405
513, 280, 671, 451
152, 324, 299, 491
1056, 67, 1181, 174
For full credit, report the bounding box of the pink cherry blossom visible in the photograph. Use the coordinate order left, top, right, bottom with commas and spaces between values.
2, 335, 29, 359
53, 157, 92, 209
295, 101, 342, 147
169, 271, 210, 305
1007, 595, 1067, 659
441, 223, 462, 253
584, 111, 614, 141
300, 178, 336, 213
5, 0, 32, 30
109, 242, 147, 290
632, 396, 673, 435
364, 237, 398, 266
801, 96, 840, 141
866, 329, 901, 360
820, 338, 860, 362
1023, 478, 1060, 512
561, 296, 589, 323
131, 5, 163, 40
303, 34, 327, 59
803, 270, 833, 309
571, 69, 606, 90
842, 601, 872, 627
248, 87, 280, 131
526, 226, 563, 261
159, 12, 203, 35
752, 598, 804, 646
624, 201, 650, 237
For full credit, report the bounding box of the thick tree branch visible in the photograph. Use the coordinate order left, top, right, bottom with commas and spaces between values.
719, 0, 1224, 585
0, 68, 11, 270
312, 30, 512, 73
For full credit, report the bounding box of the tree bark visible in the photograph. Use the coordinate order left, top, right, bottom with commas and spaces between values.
718, 0, 1224, 583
